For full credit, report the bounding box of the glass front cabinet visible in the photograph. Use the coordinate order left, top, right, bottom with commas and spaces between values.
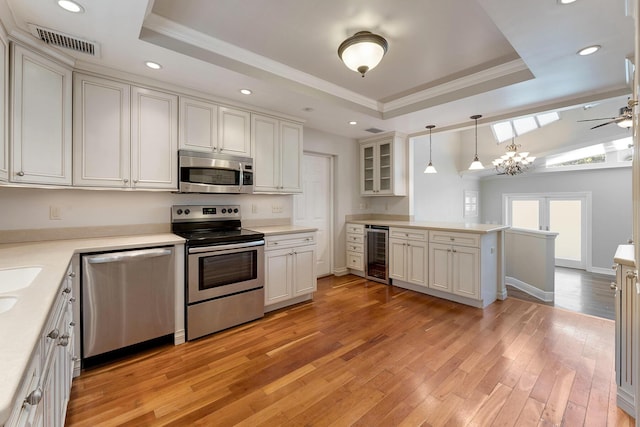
359, 132, 407, 196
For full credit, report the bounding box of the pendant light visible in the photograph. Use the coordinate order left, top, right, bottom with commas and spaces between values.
468, 114, 485, 170
424, 125, 437, 174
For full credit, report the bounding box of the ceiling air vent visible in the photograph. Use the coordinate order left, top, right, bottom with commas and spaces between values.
28, 24, 100, 57
365, 127, 385, 134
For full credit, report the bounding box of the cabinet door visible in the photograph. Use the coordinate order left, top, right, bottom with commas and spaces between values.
360, 142, 377, 195
280, 121, 302, 193
452, 246, 479, 299
265, 248, 292, 305
293, 245, 317, 295
179, 96, 217, 152
131, 87, 178, 189
0, 35, 7, 182
407, 239, 428, 287
73, 74, 131, 187
252, 114, 280, 192
429, 243, 452, 292
388, 238, 407, 281
218, 106, 251, 157
376, 141, 393, 194
11, 45, 72, 185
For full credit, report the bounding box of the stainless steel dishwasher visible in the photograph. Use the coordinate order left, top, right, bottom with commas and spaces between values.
81, 246, 175, 359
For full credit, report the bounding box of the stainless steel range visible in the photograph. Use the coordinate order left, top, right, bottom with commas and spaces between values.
171, 205, 265, 341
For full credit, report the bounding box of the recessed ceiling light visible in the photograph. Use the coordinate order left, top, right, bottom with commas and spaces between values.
240, 89, 252, 95
577, 45, 600, 56
57, 0, 84, 13
145, 61, 162, 70
349, 121, 357, 125
558, 0, 577, 4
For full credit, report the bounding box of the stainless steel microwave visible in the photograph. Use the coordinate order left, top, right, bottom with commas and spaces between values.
178, 150, 254, 194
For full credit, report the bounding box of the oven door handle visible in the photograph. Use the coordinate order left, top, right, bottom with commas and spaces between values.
188, 240, 265, 254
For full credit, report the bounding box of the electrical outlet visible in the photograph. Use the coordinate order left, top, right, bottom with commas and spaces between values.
49, 205, 61, 220
272, 205, 282, 213
252, 204, 258, 214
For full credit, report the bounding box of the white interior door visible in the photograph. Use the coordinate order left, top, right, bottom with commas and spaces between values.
506, 193, 589, 269
294, 153, 333, 276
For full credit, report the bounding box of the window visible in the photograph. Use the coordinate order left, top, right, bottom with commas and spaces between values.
464, 190, 479, 218
491, 112, 560, 143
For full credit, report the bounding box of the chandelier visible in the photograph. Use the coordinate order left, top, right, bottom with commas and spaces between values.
492, 138, 536, 175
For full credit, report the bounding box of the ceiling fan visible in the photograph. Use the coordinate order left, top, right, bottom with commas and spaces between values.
578, 106, 633, 130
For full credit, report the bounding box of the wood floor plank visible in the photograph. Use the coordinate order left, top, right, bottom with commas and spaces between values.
65, 274, 634, 426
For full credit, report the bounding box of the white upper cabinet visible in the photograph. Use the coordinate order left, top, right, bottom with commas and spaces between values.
179, 96, 218, 152
73, 74, 178, 189
73, 74, 130, 187
218, 106, 251, 157
252, 113, 302, 193
11, 44, 72, 185
0, 34, 7, 182
131, 87, 178, 189
359, 132, 407, 196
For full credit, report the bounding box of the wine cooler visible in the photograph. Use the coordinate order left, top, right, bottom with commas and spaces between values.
365, 225, 389, 284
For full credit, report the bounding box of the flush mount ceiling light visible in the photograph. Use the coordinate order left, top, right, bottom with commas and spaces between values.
578, 45, 601, 56
558, 0, 577, 4
240, 89, 252, 95
468, 115, 485, 170
349, 121, 357, 125
57, 0, 84, 13
144, 61, 162, 70
424, 125, 437, 174
338, 31, 388, 77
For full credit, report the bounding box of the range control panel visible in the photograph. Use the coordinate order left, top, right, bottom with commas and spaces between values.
171, 205, 241, 222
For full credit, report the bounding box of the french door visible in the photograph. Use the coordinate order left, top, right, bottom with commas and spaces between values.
505, 193, 590, 269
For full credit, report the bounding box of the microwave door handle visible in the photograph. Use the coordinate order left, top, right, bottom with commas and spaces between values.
239, 163, 244, 191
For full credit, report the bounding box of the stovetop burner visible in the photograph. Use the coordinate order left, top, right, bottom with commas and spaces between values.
171, 204, 264, 247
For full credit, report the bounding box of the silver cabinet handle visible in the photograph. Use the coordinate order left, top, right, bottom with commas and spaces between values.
63, 287, 71, 294
612, 264, 618, 270
123, 178, 129, 184
58, 334, 70, 347
17, 171, 24, 176
47, 329, 59, 339
24, 387, 42, 406
69, 297, 76, 303
611, 282, 618, 290
68, 271, 76, 278
626, 270, 638, 279
452, 249, 457, 253
88, 248, 173, 263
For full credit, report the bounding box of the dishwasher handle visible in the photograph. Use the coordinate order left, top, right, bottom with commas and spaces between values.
86, 248, 172, 264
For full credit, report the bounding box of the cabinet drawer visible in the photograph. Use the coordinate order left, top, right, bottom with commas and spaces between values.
429, 230, 480, 247
347, 252, 364, 271
346, 223, 364, 235
347, 233, 364, 244
347, 242, 364, 253
390, 227, 428, 241
265, 232, 315, 250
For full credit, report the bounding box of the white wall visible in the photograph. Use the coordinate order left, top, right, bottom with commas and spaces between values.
480, 167, 632, 271
412, 131, 480, 222
301, 127, 361, 273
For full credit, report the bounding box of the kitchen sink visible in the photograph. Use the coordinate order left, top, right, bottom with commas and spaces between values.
0, 266, 42, 293
0, 296, 17, 313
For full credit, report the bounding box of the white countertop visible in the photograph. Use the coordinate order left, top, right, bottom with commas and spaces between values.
247, 225, 317, 236
0, 233, 184, 425
346, 219, 508, 234
614, 244, 636, 268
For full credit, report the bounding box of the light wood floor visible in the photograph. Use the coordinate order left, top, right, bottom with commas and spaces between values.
66, 275, 634, 426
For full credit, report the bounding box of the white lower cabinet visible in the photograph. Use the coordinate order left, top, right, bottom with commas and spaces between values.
429, 243, 479, 298
264, 232, 316, 310
7, 262, 77, 427
614, 261, 636, 416
346, 223, 365, 273
389, 228, 428, 287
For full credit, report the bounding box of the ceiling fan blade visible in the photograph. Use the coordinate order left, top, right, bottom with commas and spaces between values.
590, 120, 616, 130
577, 117, 618, 122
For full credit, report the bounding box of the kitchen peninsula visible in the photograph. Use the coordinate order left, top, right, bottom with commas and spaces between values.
346, 219, 509, 309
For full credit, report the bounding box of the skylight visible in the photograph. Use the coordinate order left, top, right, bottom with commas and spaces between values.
546, 144, 606, 167
491, 112, 560, 143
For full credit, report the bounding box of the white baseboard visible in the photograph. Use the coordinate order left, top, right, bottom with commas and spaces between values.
589, 266, 616, 276
506, 276, 554, 302
174, 329, 186, 345
333, 267, 349, 276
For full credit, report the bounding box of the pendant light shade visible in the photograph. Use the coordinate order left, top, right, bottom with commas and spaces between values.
338, 31, 388, 77
468, 114, 485, 170
424, 125, 437, 174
